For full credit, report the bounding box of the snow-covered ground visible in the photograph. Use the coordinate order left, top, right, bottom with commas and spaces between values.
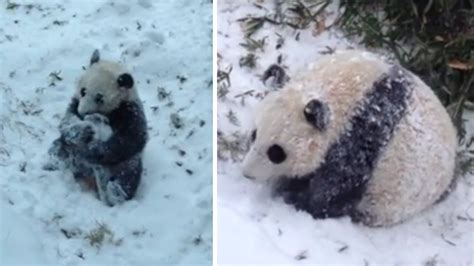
217, 1, 474, 265
0, 0, 212, 265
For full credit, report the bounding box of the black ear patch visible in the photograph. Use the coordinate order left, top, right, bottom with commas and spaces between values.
304, 99, 330, 130
90, 49, 100, 65
117, 73, 134, 89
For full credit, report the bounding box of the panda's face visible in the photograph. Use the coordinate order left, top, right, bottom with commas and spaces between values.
76, 60, 135, 118
242, 88, 331, 182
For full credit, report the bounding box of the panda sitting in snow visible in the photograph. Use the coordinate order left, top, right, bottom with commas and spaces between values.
47, 50, 148, 206
242, 50, 457, 227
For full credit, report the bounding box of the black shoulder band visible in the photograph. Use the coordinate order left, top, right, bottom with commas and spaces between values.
277, 67, 414, 218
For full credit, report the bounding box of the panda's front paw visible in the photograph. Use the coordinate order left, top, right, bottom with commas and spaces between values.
84, 113, 109, 126
275, 177, 310, 209
279, 189, 310, 211
80, 125, 95, 144
84, 114, 112, 141
62, 124, 83, 144
48, 138, 68, 158
63, 122, 94, 145
281, 190, 333, 218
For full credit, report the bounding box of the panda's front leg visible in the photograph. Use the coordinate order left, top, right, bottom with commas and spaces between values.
277, 177, 340, 218
58, 99, 92, 145
43, 138, 70, 171
75, 114, 113, 161
44, 117, 93, 171
48, 122, 94, 162
276, 177, 313, 212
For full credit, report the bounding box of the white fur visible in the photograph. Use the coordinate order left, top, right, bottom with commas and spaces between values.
242, 50, 457, 226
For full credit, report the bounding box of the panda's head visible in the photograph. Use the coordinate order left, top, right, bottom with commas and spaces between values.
242, 87, 332, 182
76, 50, 137, 117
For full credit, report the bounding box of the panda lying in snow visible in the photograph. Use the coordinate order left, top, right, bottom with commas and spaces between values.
48, 50, 148, 206
242, 50, 457, 227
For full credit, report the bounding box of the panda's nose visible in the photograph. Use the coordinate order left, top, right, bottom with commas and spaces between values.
95, 93, 104, 105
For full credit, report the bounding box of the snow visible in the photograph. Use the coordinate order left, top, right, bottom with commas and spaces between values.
0, 200, 48, 265
1, 0, 212, 265
217, 1, 474, 265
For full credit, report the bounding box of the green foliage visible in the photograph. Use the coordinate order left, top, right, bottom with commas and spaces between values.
339, 0, 474, 134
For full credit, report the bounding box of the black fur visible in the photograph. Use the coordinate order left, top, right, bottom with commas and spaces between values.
50, 98, 147, 204
277, 67, 413, 219
67, 98, 80, 116
90, 50, 100, 65
267, 144, 287, 164
83, 101, 147, 165
304, 99, 330, 131
117, 73, 134, 89
106, 154, 143, 200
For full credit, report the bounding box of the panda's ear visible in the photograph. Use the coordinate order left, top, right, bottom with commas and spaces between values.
90, 49, 100, 65
303, 99, 330, 131
117, 73, 134, 89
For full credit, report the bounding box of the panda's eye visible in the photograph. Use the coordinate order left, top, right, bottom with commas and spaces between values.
80, 88, 86, 97
95, 93, 104, 105
267, 144, 286, 164
251, 130, 257, 142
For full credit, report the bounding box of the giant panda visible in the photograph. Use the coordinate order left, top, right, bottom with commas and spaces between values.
242, 50, 457, 227
48, 50, 148, 206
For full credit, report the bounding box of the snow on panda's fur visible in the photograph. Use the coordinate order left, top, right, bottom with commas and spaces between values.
48, 50, 148, 206
242, 50, 457, 227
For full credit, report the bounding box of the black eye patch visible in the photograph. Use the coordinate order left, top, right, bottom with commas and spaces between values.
251, 129, 257, 142
117, 73, 134, 89
267, 144, 286, 164
80, 88, 86, 97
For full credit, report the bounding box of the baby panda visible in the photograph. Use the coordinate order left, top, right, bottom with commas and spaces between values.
242, 50, 457, 227
49, 50, 148, 206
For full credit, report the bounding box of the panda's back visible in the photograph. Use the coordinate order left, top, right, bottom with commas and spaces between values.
307, 51, 457, 226
358, 71, 457, 226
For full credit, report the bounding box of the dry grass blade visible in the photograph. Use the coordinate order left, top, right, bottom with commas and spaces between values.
238, 17, 266, 37
217, 131, 250, 161
448, 60, 473, 70
240, 37, 267, 52
217, 64, 233, 98
239, 53, 258, 69
226, 110, 240, 126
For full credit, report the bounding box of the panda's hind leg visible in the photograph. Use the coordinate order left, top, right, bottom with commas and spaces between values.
43, 137, 74, 171
98, 155, 142, 206
350, 188, 406, 227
